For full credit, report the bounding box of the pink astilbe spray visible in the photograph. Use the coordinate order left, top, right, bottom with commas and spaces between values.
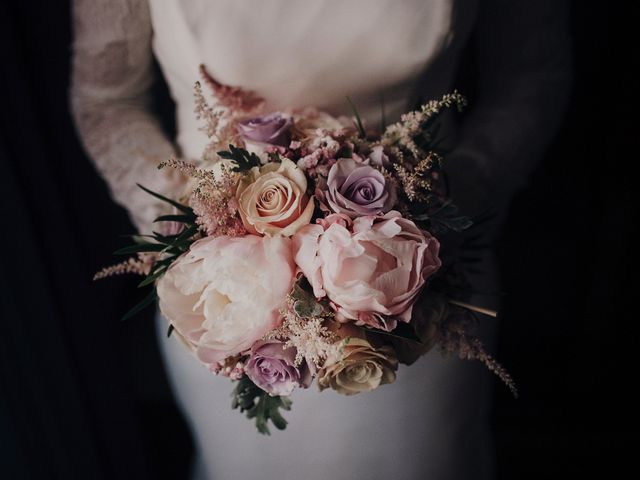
199, 64, 265, 113
295, 132, 344, 178
438, 315, 519, 399
196, 65, 265, 162
93, 252, 158, 280
193, 80, 224, 140
190, 183, 246, 238
382, 91, 467, 160
158, 157, 246, 238
158, 156, 209, 180
391, 152, 443, 203
210, 355, 246, 380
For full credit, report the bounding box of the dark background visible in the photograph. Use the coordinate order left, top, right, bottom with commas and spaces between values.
0, 2, 635, 479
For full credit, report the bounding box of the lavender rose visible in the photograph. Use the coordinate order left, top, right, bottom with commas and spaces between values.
325, 158, 395, 218
245, 340, 312, 396
237, 112, 292, 147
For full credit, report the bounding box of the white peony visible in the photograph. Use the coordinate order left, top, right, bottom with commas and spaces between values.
157, 234, 296, 365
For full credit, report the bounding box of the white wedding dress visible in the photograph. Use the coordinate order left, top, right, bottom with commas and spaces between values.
70, 1, 571, 479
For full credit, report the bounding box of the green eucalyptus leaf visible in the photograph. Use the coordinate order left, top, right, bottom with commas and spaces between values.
346, 96, 366, 138
231, 376, 292, 435
151, 231, 174, 243
151, 254, 181, 269
360, 322, 423, 344
267, 151, 282, 163
290, 282, 326, 318
436, 216, 473, 232
113, 243, 168, 255
417, 200, 473, 233
137, 267, 167, 288
218, 145, 261, 172
118, 234, 157, 241
293, 299, 324, 318
153, 214, 196, 223
172, 224, 198, 245
137, 183, 193, 214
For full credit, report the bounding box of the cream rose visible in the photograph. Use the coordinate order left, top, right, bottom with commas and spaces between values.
317, 326, 398, 395
236, 158, 315, 236
156, 234, 296, 366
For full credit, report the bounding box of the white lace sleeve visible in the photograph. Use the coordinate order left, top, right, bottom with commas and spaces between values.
70, 0, 185, 233
446, 0, 572, 221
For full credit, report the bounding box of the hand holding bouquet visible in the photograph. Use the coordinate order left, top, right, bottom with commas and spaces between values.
96, 66, 516, 434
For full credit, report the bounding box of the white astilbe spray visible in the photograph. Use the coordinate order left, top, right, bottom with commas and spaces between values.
267, 296, 340, 369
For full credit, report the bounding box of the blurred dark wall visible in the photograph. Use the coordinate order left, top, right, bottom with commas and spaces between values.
493, 2, 636, 477
0, 1, 634, 479
0, 2, 191, 479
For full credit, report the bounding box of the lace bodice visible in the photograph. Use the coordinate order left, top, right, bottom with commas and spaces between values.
70, 0, 184, 232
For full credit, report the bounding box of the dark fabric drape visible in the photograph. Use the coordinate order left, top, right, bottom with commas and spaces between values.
491, 3, 636, 477
0, 2, 191, 479
0, 1, 634, 479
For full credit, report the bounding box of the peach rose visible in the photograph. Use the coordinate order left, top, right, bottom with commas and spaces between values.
236, 158, 315, 236
156, 235, 296, 365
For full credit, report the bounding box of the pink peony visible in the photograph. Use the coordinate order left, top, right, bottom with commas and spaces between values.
157, 235, 295, 365
292, 211, 441, 331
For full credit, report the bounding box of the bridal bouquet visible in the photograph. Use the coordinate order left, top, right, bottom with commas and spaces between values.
96, 66, 516, 434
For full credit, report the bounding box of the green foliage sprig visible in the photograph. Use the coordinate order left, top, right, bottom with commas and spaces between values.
217, 145, 262, 172
231, 376, 292, 435
412, 199, 473, 235
116, 184, 200, 321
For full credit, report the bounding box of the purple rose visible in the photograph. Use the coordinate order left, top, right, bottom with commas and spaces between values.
325, 158, 396, 218
245, 340, 312, 396
237, 113, 292, 146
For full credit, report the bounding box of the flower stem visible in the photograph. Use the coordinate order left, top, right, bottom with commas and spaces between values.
448, 299, 497, 318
